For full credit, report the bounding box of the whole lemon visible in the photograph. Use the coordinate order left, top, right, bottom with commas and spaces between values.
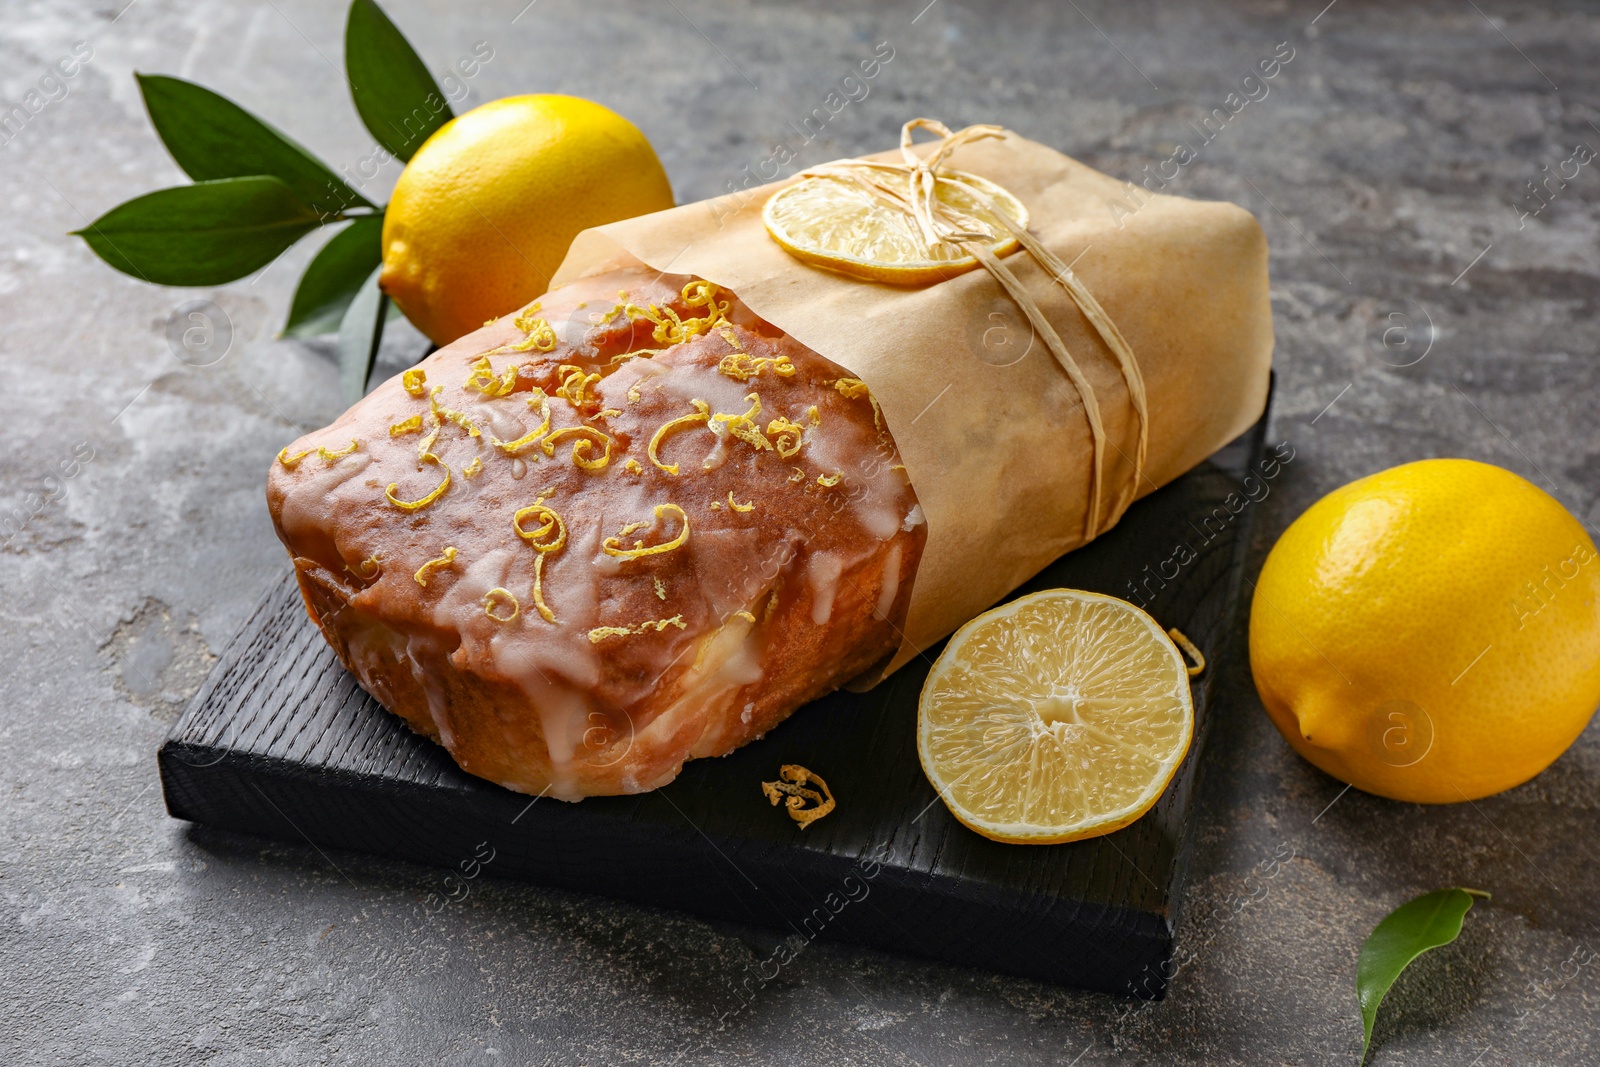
379, 94, 674, 346
1250, 458, 1600, 803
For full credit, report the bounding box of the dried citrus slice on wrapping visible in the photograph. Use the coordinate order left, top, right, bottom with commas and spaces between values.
918, 589, 1194, 844
762, 169, 1028, 286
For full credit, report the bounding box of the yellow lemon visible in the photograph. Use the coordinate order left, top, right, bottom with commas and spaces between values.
380, 94, 674, 346
918, 589, 1194, 844
1250, 458, 1600, 803
763, 171, 1027, 286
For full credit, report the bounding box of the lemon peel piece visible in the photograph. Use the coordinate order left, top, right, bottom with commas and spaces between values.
603, 503, 689, 561
727, 492, 754, 513
350, 553, 384, 580
648, 399, 710, 475
554, 364, 602, 410
491, 388, 552, 456
483, 587, 520, 623
514, 496, 567, 554
413, 546, 458, 587
429, 386, 480, 438
390, 415, 424, 437
465, 355, 518, 397
588, 407, 622, 421
462, 456, 483, 478
622, 280, 731, 347
623, 458, 644, 475
541, 426, 612, 470
789, 466, 806, 483
314, 439, 359, 462
586, 614, 687, 643
489, 303, 557, 354
278, 439, 361, 469
386, 452, 451, 511
733, 610, 757, 623
817, 472, 842, 487
529, 554, 558, 623
718, 351, 796, 382
833, 377, 883, 431
588, 302, 627, 325
765, 416, 805, 458
403, 368, 427, 396
710, 393, 772, 453
653, 576, 667, 600
514, 491, 566, 623
1168, 627, 1206, 677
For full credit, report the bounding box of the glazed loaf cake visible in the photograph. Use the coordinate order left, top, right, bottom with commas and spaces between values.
267, 269, 925, 799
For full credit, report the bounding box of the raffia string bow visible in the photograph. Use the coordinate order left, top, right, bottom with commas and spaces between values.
797, 119, 1150, 539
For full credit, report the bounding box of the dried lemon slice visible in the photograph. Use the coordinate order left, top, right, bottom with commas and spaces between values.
763, 170, 1028, 286
918, 589, 1194, 844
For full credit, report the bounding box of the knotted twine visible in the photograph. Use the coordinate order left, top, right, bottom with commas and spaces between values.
793, 119, 1150, 539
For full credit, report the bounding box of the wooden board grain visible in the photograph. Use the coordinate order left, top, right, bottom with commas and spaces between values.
160, 386, 1273, 997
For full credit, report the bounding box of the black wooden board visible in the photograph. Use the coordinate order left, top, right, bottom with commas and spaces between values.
160, 384, 1273, 998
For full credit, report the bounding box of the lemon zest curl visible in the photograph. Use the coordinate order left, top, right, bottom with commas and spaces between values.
385, 452, 451, 511
648, 399, 710, 475
765, 416, 805, 458
429, 386, 480, 438
718, 350, 795, 382
483, 587, 520, 623
278, 439, 361, 469
514, 490, 566, 623
554, 364, 602, 410
541, 426, 612, 470
833, 377, 883, 431
603, 503, 689, 561
491, 388, 552, 456
586, 615, 686, 643
465, 355, 518, 397
413, 546, 458, 587
710, 393, 772, 453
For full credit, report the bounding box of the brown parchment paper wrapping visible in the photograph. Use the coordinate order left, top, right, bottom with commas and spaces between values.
551, 130, 1274, 674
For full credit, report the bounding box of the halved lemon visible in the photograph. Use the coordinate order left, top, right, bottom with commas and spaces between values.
918, 589, 1195, 844
762, 170, 1028, 286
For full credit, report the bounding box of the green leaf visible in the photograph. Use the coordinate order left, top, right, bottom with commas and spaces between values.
137, 73, 374, 216
284, 214, 384, 337
72, 177, 321, 286
1357, 888, 1489, 1063
344, 0, 453, 162
338, 266, 389, 404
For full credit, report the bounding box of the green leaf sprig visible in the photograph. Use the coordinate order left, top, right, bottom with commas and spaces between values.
73, 0, 453, 402
1356, 887, 1489, 1064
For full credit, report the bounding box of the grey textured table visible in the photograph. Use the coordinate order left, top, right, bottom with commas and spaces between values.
4, 1, 1597, 1063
